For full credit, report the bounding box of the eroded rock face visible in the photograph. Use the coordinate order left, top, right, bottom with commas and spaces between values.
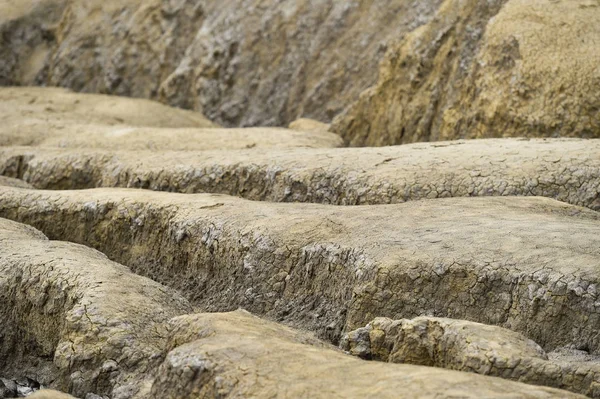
342, 316, 600, 397
149, 310, 582, 398
1, 187, 599, 353
5, 0, 444, 127
1, 138, 598, 210
3, 1, 599, 135
332, 0, 600, 146
0, 217, 192, 398
0, 0, 66, 86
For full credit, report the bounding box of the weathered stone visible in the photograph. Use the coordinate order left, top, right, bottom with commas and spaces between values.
332, 0, 600, 146
342, 316, 600, 397
1, 187, 599, 353
0, 217, 193, 398
1, 138, 598, 210
0, 0, 66, 86
148, 310, 582, 398
4, 0, 444, 127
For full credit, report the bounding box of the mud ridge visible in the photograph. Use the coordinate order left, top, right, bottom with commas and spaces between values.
1, 187, 599, 352
0, 138, 599, 210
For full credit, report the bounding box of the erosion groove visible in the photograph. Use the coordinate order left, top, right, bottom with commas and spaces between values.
0, 218, 193, 398
1, 218, 582, 398
0, 138, 598, 210
1, 187, 599, 353
342, 316, 600, 397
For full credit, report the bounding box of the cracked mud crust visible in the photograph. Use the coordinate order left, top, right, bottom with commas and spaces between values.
1, 187, 599, 354
0, 138, 598, 210
148, 310, 584, 398
0, 217, 192, 398
0, 218, 583, 398
343, 316, 600, 397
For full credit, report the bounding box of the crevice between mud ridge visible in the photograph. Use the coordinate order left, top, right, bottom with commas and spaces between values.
1, 186, 599, 355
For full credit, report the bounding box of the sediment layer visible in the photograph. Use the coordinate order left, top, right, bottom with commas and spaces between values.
0, 138, 598, 209
1, 187, 599, 352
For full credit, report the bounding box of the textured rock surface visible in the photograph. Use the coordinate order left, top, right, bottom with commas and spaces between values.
0, 87, 342, 150
149, 310, 582, 398
1, 187, 599, 352
4, 0, 444, 127
3, 1, 599, 135
342, 316, 600, 397
0, 0, 66, 86
0, 217, 192, 398
1, 138, 598, 210
332, 0, 600, 146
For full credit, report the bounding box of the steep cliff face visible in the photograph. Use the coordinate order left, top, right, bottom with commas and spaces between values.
0, 0, 67, 86
3, 0, 598, 140
42, 0, 443, 127
332, 0, 600, 146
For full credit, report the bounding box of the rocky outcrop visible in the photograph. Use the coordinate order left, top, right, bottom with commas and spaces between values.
0, 0, 66, 86
0, 217, 192, 398
332, 0, 600, 146
1, 187, 599, 352
342, 316, 600, 397
3, 0, 445, 127
1, 138, 598, 210
0, 87, 343, 150
149, 310, 582, 398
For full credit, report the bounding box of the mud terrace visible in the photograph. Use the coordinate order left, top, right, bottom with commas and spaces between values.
0, 138, 599, 209
1, 218, 583, 399
0, 87, 342, 150
1, 186, 600, 352
0, 76, 598, 396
